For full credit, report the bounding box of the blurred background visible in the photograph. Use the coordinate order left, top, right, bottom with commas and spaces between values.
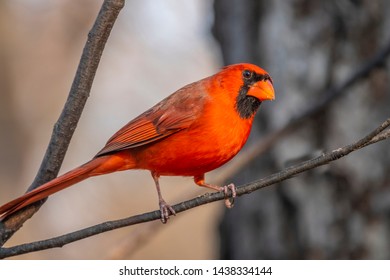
0, 0, 389, 259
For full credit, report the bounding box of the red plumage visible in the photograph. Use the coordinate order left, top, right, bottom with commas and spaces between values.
0, 63, 275, 223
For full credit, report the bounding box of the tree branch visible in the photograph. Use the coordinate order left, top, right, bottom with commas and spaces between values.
1, 117, 388, 259
0, 0, 125, 246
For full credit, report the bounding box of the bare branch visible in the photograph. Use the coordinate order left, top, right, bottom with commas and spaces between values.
0, 0, 125, 246
1, 117, 388, 259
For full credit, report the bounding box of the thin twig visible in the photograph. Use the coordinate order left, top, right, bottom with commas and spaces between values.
1, 118, 388, 259
0, 0, 125, 246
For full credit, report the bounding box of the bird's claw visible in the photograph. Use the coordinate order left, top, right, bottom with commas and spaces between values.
159, 200, 176, 224
222, 183, 236, 208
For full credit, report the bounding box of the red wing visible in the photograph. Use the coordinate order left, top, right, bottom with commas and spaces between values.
94, 118, 169, 157
95, 103, 200, 157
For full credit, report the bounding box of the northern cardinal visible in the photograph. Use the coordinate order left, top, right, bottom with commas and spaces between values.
0, 63, 274, 223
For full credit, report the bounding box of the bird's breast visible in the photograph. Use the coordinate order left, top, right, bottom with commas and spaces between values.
133, 97, 254, 176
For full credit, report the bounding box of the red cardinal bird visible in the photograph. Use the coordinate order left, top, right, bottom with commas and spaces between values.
0, 63, 274, 223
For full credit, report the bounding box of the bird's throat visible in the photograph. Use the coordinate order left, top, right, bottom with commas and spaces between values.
235, 87, 262, 119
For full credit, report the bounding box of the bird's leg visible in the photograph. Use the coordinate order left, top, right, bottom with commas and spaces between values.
151, 171, 176, 223
194, 174, 236, 208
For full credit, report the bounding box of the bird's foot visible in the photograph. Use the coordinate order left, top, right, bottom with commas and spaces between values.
159, 199, 176, 224
221, 183, 236, 208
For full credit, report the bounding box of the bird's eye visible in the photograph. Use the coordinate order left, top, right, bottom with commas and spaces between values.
242, 70, 252, 80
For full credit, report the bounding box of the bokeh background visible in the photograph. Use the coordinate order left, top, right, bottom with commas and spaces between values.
0, 0, 389, 259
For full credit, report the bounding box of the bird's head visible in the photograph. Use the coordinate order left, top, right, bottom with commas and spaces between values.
218, 63, 275, 119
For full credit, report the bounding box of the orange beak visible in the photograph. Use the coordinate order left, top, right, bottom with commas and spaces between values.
247, 79, 275, 101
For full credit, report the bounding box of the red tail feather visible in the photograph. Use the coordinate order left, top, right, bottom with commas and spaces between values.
0, 155, 128, 220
